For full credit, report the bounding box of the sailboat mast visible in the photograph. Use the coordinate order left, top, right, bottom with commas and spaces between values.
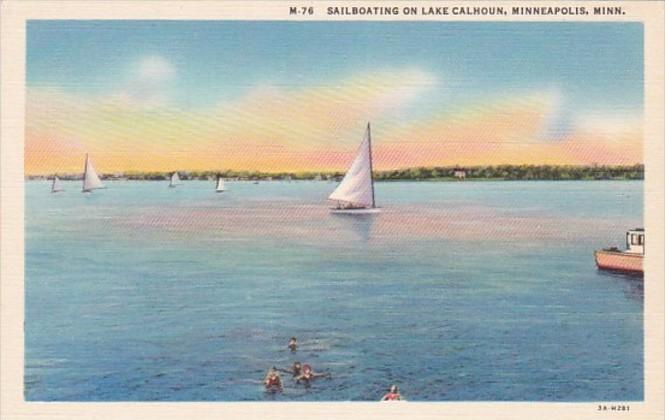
367, 122, 376, 208
82, 153, 88, 191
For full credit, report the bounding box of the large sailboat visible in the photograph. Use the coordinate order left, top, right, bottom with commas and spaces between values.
215, 175, 226, 193
328, 123, 380, 214
169, 172, 183, 188
51, 175, 64, 193
82, 154, 105, 193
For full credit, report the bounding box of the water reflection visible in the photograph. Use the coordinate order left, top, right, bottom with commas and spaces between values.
597, 269, 644, 302
329, 213, 377, 242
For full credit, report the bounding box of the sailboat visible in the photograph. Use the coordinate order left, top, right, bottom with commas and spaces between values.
82, 154, 105, 193
328, 123, 380, 214
215, 175, 226, 193
51, 175, 64, 193
169, 172, 183, 188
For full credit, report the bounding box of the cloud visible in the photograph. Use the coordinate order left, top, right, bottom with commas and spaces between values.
25, 75, 642, 174
575, 112, 642, 136
359, 67, 439, 115
109, 56, 177, 108
27, 68, 437, 173
367, 89, 642, 168
538, 89, 575, 141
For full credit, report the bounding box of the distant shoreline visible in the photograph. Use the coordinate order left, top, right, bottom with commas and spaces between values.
26, 178, 645, 183
26, 164, 644, 182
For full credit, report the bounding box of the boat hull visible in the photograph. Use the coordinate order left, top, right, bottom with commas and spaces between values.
594, 249, 643, 273
330, 207, 381, 214
82, 187, 106, 193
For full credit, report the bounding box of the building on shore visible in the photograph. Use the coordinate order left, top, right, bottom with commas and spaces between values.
453, 167, 467, 179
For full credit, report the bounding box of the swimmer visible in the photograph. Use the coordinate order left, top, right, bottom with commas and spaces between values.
276, 361, 303, 378
288, 337, 297, 352
263, 367, 283, 392
380, 385, 402, 401
295, 364, 331, 385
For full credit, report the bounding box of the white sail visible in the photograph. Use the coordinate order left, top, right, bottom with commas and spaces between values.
216, 177, 225, 192
51, 175, 64, 193
169, 172, 182, 188
328, 123, 376, 208
82, 154, 104, 192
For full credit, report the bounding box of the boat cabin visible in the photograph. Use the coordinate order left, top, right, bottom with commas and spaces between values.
625, 228, 644, 254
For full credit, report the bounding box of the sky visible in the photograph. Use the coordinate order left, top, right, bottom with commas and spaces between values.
26, 21, 643, 174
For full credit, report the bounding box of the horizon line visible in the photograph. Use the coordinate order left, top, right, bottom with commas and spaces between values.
26, 163, 645, 178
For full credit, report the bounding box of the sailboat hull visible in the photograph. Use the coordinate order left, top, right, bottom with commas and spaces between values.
82, 187, 106, 193
330, 207, 381, 214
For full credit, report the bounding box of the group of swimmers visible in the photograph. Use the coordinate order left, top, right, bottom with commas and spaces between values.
263, 337, 332, 392
263, 337, 404, 401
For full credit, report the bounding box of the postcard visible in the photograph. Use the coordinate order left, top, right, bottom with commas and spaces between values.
1, 1, 663, 419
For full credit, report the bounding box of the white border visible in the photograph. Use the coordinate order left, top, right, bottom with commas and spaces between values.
2, 2, 663, 419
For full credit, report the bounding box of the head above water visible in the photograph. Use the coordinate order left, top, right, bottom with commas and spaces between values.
390, 385, 399, 393
288, 337, 297, 350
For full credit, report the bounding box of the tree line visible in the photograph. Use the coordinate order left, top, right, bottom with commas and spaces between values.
27, 164, 644, 181
374, 164, 644, 181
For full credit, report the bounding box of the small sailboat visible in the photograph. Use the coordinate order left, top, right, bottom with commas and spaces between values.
215, 175, 226, 193
328, 123, 380, 214
169, 172, 183, 188
82, 154, 105, 193
51, 175, 64, 193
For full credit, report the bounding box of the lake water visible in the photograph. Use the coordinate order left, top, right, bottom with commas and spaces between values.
25, 180, 643, 401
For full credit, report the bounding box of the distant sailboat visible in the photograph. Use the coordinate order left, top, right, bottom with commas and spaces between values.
82, 154, 105, 193
51, 175, 64, 193
328, 123, 380, 214
169, 172, 183, 188
215, 175, 226, 193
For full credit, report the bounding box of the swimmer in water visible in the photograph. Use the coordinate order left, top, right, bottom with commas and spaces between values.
288, 337, 297, 352
263, 367, 283, 392
380, 385, 402, 401
294, 364, 331, 385
276, 361, 303, 378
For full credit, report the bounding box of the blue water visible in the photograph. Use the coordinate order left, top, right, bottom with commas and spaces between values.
25, 180, 643, 401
